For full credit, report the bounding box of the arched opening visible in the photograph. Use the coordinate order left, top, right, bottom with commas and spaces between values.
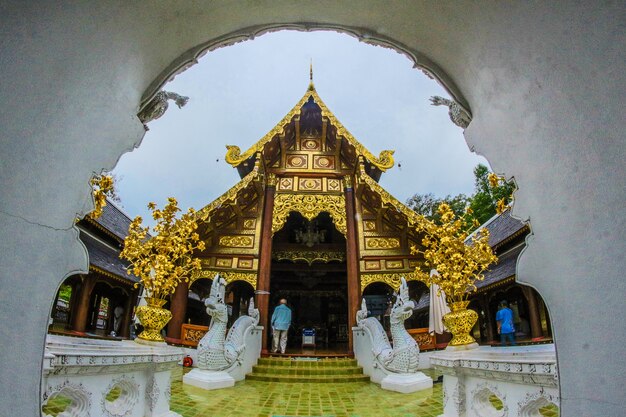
3, 6, 620, 416
187, 277, 213, 326
362, 282, 394, 333
270, 211, 349, 352
225, 280, 256, 326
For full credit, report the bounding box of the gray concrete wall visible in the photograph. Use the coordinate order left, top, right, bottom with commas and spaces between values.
1, 2, 624, 416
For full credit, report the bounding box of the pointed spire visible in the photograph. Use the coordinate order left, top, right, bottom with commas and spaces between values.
308, 59, 315, 91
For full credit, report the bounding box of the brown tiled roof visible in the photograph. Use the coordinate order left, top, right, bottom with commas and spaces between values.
81, 232, 139, 283
476, 244, 524, 291
483, 210, 528, 248
90, 200, 134, 242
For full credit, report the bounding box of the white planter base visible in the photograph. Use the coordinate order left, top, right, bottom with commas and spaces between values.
381, 372, 433, 394
183, 369, 235, 390
444, 342, 479, 352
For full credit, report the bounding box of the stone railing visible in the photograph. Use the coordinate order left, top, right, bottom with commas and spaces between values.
42, 334, 183, 417
430, 344, 559, 417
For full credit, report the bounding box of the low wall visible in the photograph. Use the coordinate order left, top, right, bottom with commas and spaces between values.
431, 345, 559, 417
42, 334, 183, 417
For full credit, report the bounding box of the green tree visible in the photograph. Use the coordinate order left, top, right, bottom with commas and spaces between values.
406, 192, 469, 224
467, 164, 515, 225
406, 164, 515, 232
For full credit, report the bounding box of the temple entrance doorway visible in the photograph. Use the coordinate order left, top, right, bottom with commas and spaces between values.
270, 211, 349, 353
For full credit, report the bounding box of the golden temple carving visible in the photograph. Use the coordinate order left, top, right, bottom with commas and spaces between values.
192, 269, 257, 288
194, 168, 260, 222
357, 163, 427, 228
224, 88, 395, 171
364, 237, 401, 250
266, 172, 278, 187
360, 271, 420, 290
218, 235, 254, 248
272, 193, 347, 236
273, 250, 346, 266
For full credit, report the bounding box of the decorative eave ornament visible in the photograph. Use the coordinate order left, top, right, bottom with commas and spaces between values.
138, 90, 189, 130
429, 96, 472, 129
224, 71, 395, 171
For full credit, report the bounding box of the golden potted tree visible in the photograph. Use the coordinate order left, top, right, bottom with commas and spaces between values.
121, 197, 205, 344
412, 203, 497, 348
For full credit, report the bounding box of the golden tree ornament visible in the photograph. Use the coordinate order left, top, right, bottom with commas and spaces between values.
88, 174, 114, 219
411, 202, 497, 346
120, 197, 205, 300
411, 202, 498, 304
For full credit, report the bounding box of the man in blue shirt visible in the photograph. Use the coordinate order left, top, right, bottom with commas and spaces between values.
271, 299, 292, 354
496, 300, 516, 346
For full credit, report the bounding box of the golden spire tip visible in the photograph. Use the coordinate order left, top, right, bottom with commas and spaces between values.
308, 59, 315, 91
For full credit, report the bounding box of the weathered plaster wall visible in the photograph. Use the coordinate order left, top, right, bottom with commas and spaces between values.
0, 2, 624, 416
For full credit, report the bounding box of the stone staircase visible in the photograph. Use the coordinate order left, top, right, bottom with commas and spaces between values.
246, 357, 370, 383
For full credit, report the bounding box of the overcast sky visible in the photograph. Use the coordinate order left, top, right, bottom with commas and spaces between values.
112, 31, 488, 224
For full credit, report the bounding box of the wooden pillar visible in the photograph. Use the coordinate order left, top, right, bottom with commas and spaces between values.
119, 288, 137, 339
257, 173, 277, 353
67, 280, 81, 326
166, 280, 188, 341
232, 288, 242, 321
522, 286, 543, 339
479, 293, 496, 342
71, 275, 95, 333
344, 175, 360, 352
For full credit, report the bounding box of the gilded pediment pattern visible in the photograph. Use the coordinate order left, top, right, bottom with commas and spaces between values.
224, 88, 394, 172
276, 176, 342, 193
273, 250, 346, 266
192, 269, 257, 288
360, 271, 420, 290
272, 193, 347, 236
194, 166, 264, 259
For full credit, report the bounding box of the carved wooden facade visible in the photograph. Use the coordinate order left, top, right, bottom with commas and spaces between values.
191, 83, 426, 292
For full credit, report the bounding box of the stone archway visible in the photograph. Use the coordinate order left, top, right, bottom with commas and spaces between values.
1, 4, 623, 416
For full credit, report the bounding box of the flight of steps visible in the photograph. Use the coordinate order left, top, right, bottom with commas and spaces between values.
246, 357, 370, 383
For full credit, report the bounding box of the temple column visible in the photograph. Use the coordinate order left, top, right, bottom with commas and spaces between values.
71, 274, 96, 333
344, 176, 360, 352
166, 280, 189, 342
257, 173, 277, 353
522, 286, 543, 339
479, 293, 495, 342
119, 287, 137, 339
232, 288, 242, 321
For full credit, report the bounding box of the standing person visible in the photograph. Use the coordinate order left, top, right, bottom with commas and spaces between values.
496, 300, 516, 346
271, 298, 291, 354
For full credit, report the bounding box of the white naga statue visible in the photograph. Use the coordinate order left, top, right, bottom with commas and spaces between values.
196, 275, 260, 371
356, 277, 420, 373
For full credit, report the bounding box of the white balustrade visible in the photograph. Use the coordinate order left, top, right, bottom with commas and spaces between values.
42, 334, 183, 417
431, 344, 559, 417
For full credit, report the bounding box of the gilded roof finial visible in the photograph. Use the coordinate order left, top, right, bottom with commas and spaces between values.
308, 59, 315, 91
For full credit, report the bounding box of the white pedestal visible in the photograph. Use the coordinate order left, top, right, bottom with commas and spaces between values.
183, 369, 235, 390
381, 372, 433, 393
444, 342, 479, 352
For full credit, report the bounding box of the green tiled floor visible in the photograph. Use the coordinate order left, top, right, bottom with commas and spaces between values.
170, 368, 444, 417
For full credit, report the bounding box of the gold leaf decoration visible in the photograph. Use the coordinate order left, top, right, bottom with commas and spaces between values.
272, 250, 345, 266
191, 269, 257, 288
272, 193, 347, 236
224, 89, 394, 171
364, 237, 401, 249
218, 235, 254, 248
120, 198, 205, 299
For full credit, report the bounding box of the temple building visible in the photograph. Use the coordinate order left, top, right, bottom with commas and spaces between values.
49, 200, 140, 339
166, 78, 432, 353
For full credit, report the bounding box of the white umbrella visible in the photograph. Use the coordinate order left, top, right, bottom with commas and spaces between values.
428, 270, 451, 334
